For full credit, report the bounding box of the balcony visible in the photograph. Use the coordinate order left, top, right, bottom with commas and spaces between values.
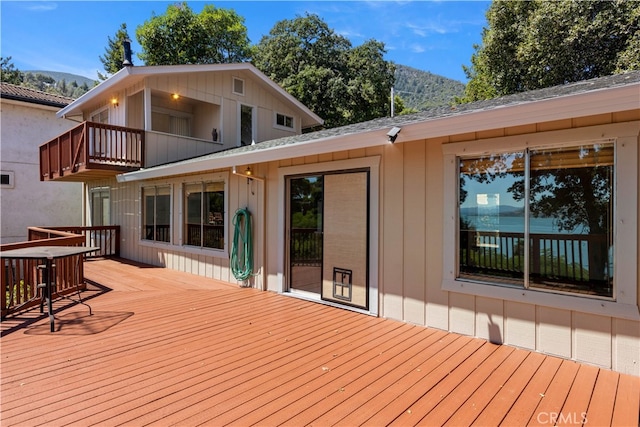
39, 121, 144, 182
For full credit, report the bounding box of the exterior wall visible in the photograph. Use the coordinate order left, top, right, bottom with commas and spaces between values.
0, 100, 82, 243
83, 70, 301, 167
379, 119, 640, 376
86, 167, 266, 288
99, 110, 639, 376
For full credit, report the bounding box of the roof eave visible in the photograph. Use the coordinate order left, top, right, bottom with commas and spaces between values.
56, 63, 323, 126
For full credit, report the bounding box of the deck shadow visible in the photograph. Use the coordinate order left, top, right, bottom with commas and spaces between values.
1, 280, 112, 337
24, 311, 134, 335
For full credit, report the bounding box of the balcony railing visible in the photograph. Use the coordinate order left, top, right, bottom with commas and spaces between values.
39, 121, 144, 182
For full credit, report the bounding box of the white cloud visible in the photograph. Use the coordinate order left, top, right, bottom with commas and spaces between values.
23, 1, 58, 12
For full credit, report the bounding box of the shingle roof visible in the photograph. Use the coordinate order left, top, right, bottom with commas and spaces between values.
0, 82, 74, 108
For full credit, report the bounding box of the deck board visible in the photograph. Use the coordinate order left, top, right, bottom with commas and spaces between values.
1, 257, 638, 427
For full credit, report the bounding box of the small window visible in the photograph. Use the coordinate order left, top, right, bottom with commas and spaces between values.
233, 77, 244, 96
184, 181, 225, 250
142, 186, 171, 243
1, 171, 14, 188
276, 113, 294, 130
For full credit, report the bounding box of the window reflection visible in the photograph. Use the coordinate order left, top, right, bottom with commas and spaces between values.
458, 143, 614, 298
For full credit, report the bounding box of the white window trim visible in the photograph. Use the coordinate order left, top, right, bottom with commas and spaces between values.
277, 156, 380, 316
140, 184, 173, 244
237, 103, 256, 147
274, 112, 295, 132
90, 105, 110, 124
442, 123, 639, 321
181, 177, 228, 252
232, 77, 245, 96
89, 186, 111, 226
138, 172, 230, 258
1, 171, 15, 189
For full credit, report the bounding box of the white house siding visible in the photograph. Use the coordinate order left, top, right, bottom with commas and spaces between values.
87, 168, 266, 288
0, 100, 82, 243
97, 109, 638, 375
376, 118, 640, 376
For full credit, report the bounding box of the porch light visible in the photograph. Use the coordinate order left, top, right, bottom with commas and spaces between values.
111, 97, 119, 107
231, 166, 264, 182
171, 93, 180, 100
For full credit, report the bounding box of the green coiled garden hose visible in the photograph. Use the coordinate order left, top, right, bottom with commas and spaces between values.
231, 207, 253, 281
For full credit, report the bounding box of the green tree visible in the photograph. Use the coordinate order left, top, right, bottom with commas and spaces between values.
462, 0, 640, 102
99, 23, 133, 80
136, 2, 251, 66
253, 14, 395, 129
1, 57, 23, 84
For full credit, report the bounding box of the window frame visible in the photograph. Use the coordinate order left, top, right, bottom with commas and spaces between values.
274, 112, 295, 131
1, 171, 14, 189
442, 123, 639, 320
141, 185, 172, 244
89, 187, 110, 226
150, 105, 193, 138
232, 77, 245, 96
181, 178, 228, 252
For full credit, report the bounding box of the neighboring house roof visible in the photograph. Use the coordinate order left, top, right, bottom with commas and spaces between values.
118, 71, 640, 183
57, 63, 324, 129
0, 82, 74, 108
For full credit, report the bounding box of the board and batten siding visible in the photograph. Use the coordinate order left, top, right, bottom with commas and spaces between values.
376, 118, 639, 376
87, 169, 265, 289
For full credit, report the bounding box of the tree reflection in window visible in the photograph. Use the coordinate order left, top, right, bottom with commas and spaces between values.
459, 143, 614, 297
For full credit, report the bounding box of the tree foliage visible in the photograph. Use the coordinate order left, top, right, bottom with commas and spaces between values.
1, 57, 23, 84
462, 0, 640, 101
136, 2, 251, 66
99, 23, 133, 80
253, 14, 395, 129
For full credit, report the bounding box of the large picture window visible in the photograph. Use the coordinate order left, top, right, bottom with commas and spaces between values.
458, 142, 614, 298
184, 181, 225, 250
142, 186, 171, 242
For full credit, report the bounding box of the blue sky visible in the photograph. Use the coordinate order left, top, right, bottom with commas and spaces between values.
1, 1, 490, 82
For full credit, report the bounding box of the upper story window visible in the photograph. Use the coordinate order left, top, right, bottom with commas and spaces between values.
457, 142, 614, 298
275, 113, 294, 130
91, 107, 109, 124
142, 185, 171, 243
151, 107, 191, 137
184, 181, 226, 250
232, 77, 245, 96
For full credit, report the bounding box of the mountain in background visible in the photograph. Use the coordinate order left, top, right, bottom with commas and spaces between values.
21, 70, 97, 98
394, 64, 465, 111
26, 71, 97, 88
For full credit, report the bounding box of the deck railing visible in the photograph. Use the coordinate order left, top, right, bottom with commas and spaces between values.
32, 226, 121, 257
39, 121, 144, 180
1, 228, 85, 318
1, 226, 120, 318
460, 229, 611, 294
290, 228, 323, 266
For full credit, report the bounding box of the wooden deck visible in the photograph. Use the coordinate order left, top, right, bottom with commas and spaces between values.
1, 258, 638, 426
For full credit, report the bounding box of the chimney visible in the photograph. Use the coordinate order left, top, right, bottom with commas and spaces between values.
123, 39, 133, 67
